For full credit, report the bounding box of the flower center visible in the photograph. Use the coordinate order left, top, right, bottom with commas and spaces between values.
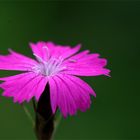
32, 46, 66, 76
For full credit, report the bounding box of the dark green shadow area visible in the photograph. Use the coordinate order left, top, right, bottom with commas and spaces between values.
0, 1, 140, 140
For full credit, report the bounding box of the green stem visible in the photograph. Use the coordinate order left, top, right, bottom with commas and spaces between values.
22, 104, 35, 127
32, 98, 37, 112
52, 112, 62, 140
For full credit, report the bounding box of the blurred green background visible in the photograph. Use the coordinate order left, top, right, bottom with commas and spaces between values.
0, 1, 140, 140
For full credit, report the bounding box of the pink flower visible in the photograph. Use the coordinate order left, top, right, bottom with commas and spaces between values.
0, 42, 110, 117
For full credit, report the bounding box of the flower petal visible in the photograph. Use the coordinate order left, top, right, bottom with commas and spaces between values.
46, 42, 71, 58
49, 75, 78, 116
30, 42, 50, 61
0, 49, 37, 71
59, 75, 91, 112
18, 75, 48, 103
49, 76, 69, 117
46, 42, 81, 59
49, 74, 94, 117
64, 51, 110, 76
60, 44, 81, 59
58, 74, 92, 113
30, 41, 81, 61
0, 72, 47, 103
65, 67, 110, 77
48, 77, 58, 114
34, 77, 48, 101
64, 74, 96, 97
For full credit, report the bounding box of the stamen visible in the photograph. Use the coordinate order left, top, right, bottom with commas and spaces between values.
69, 59, 77, 62
33, 53, 66, 76
43, 46, 50, 60
33, 53, 44, 63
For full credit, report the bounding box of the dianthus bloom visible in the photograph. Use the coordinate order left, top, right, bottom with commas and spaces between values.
0, 42, 110, 117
